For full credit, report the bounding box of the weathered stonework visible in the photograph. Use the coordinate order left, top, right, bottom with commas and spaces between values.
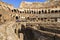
0, 0, 60, 40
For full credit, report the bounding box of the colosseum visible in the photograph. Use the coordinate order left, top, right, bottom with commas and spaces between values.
0, 0, 60, 40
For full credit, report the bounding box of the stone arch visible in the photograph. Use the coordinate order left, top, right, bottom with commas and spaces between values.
45, 10, 47, 13
41, 18, 43, 21
14, 9, 17, 12
16, 16, 19, 20
17, 24, 35, 40
51, 10, 55, 13
20, 11, 22, 13
16, 24, 25, 38
55, 10, 58, 13
39, 11, 41, 14
11, 10, 13, 12
42, 10, 44, 13
31, 10, 33, 14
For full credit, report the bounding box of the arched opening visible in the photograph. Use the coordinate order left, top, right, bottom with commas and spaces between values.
38, 18, 40, 20
12, 10, 13, 12
48, 9, 50, 13
44, 10, 47, 14
17, 25, 25, 38
0, 14, 2, 17
14, 9, 17, 12
41, 18, 43, 21
51, 10, 54, 13
55, 10, 58, 13
21, 25, 35, 40
42, 10, 44, 14
39, 11, 41, 14
54, 18, 57, 22
17, 24, 35, 40
16, 16, 18, 20
31, 11, 33, 14
48, 19, 50, 21
20, 11, 22, 13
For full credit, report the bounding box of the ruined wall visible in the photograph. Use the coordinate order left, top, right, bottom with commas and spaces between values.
0, 1, 14, 10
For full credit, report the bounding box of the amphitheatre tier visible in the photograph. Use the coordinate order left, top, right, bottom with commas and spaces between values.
0, 0, 60, 40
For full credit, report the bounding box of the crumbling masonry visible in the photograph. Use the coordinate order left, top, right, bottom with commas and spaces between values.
0, 0, 60, 40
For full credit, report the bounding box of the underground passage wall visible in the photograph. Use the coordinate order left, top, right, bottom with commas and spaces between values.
15, 25, 60, 40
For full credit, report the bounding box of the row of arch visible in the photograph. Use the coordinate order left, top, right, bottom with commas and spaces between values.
26, 17, 58, 22
12, 9, 60, 14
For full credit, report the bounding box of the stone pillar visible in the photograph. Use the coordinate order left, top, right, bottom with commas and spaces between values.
36, 18, 38, 22
20, 33, 24, 40
16, 23, 19, 36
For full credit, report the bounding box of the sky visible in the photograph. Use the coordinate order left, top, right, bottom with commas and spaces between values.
2, 0, 46, 8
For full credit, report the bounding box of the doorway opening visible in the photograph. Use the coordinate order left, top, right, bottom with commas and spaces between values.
16, 16, 18, 20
